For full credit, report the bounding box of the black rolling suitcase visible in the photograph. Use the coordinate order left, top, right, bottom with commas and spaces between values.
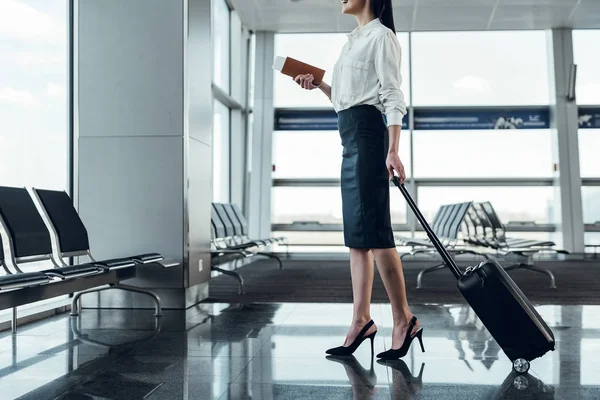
392, 177, 555, 373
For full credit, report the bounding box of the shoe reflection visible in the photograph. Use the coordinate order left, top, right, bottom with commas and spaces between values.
378, 359, 424, 399
326, 355, 378, 398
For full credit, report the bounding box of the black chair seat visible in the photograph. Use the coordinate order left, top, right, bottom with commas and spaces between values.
131, 253, 163, 263
97, 258, 136, 269
43, 264, 103, 278
0, 272, 50, 290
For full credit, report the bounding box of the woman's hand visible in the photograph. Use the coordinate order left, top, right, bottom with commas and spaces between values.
294, 74, 319, 90
386, 151, 406, 183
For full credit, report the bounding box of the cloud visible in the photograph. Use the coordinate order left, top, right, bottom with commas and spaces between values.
452, 76, 490, 92
46, 83, 65, 99
0, 87, 36, 106
0, 0, 59, 41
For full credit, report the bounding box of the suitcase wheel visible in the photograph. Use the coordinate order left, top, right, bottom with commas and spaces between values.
513, 358, 530, 374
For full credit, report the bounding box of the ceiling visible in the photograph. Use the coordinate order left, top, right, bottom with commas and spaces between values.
229, 0, 600, 33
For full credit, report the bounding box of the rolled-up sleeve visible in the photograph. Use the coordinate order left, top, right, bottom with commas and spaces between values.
374, 31, 407, 127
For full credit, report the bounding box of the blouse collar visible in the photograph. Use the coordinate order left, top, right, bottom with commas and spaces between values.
348, 18, 381, 38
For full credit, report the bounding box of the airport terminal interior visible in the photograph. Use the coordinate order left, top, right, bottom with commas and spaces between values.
1, 0, 600, 399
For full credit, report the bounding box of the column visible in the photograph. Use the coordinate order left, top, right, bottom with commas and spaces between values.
248, 32, 275, 239
546, 28, 585, 253
75, 0, 213, 309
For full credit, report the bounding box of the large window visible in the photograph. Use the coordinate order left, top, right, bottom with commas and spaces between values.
573, 30, 600, 248
271, 30, 564, 247
411, 31, 549, 106
413, 130, 553, 178
212, 0, 230, 94
0, 0, 68, 190
213, 99, 230, 202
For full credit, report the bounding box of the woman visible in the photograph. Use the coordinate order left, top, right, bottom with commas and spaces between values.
294, 0, 423, 360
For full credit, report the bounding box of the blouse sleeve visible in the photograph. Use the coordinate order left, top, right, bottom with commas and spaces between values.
373, 31, 407, 127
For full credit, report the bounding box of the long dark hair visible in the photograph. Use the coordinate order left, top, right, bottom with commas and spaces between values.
370, 0, 396, 32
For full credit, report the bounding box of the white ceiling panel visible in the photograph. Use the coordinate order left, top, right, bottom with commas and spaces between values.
230, 0, 600, 33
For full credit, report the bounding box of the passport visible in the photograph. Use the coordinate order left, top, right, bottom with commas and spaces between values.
273, 56, 326, 86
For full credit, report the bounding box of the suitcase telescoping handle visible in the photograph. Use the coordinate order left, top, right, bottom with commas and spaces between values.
391, 176, 462, 280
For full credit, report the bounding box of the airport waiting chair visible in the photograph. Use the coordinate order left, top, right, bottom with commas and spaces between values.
0, 186, 166, 318
210, 204, 283, 294
474, 201, 563, 289
479, 202, 560, 250
227, 203, 288, 248
220, 203, 288, 258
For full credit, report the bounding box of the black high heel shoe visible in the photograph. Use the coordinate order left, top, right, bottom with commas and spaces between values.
326, 320, 377, 357
376, 316, 424, 360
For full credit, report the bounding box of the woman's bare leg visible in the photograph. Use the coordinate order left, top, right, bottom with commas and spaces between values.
371, 248, 420, 349
343, 248, 378, 346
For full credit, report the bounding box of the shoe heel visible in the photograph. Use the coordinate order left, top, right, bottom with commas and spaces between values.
368, 331, 376, 355
416, 329, 425, 353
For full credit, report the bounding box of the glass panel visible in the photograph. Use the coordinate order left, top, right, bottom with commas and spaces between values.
582, 186, 600, 225
579, 129, 600, 178
274, 33, 410, 108
0, 0, 68, 189
213, 100, 230, 202
212, 0, 230, 93
412, 31, 549, 106
585, 233, 600, 248
273, 130, 411, 179
417, 186, 555, 224
413, 130, 553, 178
0, 0, 68, 315
272, 186, 406, 224
573, 30, 600, 106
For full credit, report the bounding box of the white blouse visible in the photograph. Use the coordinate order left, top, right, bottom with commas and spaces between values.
331, 18, 407, 127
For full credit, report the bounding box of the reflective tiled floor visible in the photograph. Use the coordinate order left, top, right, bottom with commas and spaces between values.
0, 302, 599, 399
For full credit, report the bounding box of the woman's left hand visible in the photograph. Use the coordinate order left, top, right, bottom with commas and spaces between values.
386, 151, 406, 183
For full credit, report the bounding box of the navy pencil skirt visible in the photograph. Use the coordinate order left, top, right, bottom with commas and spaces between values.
337, 104, 395, 249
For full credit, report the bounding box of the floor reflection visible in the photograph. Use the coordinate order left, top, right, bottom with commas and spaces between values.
0, 303, 598, 399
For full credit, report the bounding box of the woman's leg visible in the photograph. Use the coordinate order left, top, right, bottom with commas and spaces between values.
343, 248, 378, 346
371, 248, 420, 349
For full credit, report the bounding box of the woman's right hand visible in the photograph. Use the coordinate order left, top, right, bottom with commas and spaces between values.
294, 74, 319, 90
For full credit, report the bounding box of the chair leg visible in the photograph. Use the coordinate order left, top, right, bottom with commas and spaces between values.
70, 283, 163, 317
213, 267, 245, 294
70, 284, 112, 316
505, 263, 557, 289
257, 252, 283, 270
417, 264, 446, 289
114, 283, 163, 317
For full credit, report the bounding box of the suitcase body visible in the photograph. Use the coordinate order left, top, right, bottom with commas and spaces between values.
392, 177, 555, 372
